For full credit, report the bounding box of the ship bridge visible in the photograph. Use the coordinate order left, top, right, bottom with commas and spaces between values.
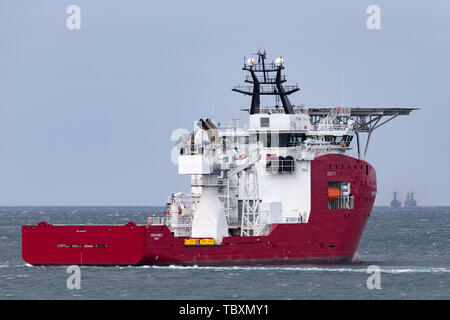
232, 50, 417, 159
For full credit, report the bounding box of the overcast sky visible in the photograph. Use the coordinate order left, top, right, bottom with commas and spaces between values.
1, 0, 449, 206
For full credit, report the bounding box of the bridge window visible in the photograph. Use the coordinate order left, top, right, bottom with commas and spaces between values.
255, 132, 307, 148
279, 133, 306, 147
325, 135, 353, 146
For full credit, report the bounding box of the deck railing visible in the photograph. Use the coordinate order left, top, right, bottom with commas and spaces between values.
328, 196, 354, 210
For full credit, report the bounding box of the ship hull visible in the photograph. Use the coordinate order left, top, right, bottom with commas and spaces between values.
22, 154, 376, 266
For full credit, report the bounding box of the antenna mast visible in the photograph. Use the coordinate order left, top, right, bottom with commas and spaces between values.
232, 49, 299, 114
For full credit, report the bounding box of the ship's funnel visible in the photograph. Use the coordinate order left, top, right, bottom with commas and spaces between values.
205, 119, 218, 129
197, 119, 209, 130
191, 175, 228, 242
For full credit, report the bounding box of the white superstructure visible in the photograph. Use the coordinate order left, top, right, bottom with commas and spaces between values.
150, 51, 415, 243
169, 106, 354, 242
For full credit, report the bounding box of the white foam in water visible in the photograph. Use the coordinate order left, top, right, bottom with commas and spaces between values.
351, 252, 361, 262
146, 265, 450, 274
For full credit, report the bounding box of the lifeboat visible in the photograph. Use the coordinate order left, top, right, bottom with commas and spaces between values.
328, 187, 340, 201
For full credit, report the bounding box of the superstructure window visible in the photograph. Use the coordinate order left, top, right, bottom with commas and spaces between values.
266, 155, 295, 174
255, 132, 306, 148
260, 117, 270, 128
325, 135, 353, 147
342, 135, 353, 146
254, 133, 272, 147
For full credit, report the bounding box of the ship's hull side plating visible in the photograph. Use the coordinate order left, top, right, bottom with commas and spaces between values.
22, 154, 376, 266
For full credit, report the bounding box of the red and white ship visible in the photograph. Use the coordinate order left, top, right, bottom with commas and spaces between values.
22, 51, 415, 266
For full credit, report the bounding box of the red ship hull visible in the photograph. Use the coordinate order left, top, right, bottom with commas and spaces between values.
22, 154, 376, 266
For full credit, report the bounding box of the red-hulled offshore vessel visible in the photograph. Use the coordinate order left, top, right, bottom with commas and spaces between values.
22, 51, 415, 266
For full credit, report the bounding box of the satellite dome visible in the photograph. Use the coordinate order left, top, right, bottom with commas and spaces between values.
274, 57, 284, 67
246, 57, 255, 67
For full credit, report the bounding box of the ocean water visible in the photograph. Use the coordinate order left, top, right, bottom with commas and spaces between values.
0, 206, 449, 300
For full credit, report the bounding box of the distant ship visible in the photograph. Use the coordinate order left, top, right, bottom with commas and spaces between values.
403, 192, 417, 208
390, 191, 401, 208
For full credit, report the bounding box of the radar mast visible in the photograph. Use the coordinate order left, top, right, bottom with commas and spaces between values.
232, 49, 299, 115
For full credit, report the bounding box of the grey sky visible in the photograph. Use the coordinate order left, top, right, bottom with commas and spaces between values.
0, 0, 449, 206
